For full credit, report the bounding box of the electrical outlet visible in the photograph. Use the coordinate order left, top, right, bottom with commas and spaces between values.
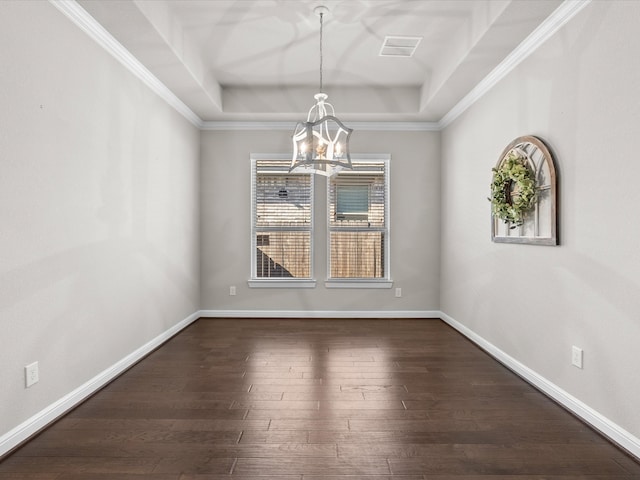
571, 346, 583, 369
25, 361, 39, 388
229, 285, 236, 296
395, 287, 402, 298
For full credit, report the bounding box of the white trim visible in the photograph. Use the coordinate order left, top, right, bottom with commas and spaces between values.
48, 0, 203, 128
249, 156, 315, 283
199, 310, 439, 319
251, 153, 393, 162
325, 281, 393, 289
327, 156, 391, 284
438, 0, 591, 128
0, 311, 200, 458
49, 1, 589, 132
5, 309, 638, 462
201, 121, 439, 131
335, 122, 439, 132
248, 280, 316, 288
346, 153, 392, 161
203, 121, 296, 131
438, 310, 640, 460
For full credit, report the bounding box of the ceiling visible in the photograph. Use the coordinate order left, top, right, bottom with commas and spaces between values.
76, 0, 564, 123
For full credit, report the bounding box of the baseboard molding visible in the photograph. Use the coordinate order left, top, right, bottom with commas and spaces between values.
197, 309, 440, 319
5, 309, 637, 462
0, 310, 201, 458
438, 310, 640, 460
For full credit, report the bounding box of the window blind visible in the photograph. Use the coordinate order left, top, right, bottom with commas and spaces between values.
328, 160, 389, 279
252, 159, 312, 279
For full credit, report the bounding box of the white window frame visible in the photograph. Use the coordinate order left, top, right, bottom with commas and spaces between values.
325, 154, 392, 289
248, 154, 316, 288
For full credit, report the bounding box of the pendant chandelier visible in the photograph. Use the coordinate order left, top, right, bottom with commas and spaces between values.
290, 6, 353, 177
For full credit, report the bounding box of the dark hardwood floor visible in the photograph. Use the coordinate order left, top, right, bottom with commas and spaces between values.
1, 318, 639, 479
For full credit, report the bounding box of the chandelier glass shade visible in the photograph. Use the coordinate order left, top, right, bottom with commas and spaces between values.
290, 7, 353, 177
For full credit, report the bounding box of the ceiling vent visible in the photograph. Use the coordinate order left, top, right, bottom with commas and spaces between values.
379, 36, 422, 57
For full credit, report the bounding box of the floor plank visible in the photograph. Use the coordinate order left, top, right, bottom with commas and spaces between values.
1, 318, 639, 479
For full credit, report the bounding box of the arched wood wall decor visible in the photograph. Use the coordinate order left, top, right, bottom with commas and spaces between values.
491, 135, 558, 245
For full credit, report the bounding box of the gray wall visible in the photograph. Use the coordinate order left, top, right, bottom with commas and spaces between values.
3, 0, 639, 458
200, 129, 440, 312
0, 2, 200, 436
440, 1, 640, 439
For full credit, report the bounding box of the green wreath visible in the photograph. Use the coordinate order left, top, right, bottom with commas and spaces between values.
489, 151, 536, 228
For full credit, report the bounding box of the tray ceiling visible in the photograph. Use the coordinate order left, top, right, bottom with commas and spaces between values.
76, 0, 565, 123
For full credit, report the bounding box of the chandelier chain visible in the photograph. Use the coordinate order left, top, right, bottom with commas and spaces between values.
319, 12, 323, 93
289, 5, 353, 176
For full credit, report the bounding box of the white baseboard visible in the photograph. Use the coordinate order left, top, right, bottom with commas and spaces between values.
438, 310, 640, 460
4, 309, 637, 462
0, 310, 201, 458
0, 309, 434, 457
198, 309, 440, 319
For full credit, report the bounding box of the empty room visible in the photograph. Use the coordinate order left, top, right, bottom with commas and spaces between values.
1, 0, 639, 478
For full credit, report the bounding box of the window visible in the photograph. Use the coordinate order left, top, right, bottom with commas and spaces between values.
250, 157, 314, 287
328, 157, 390, 285
336, 184, 369, 221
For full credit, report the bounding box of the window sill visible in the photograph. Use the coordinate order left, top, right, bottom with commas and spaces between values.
325, 280, 393, 289
248, 279, 317, 289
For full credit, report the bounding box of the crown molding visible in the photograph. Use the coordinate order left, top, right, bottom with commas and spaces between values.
201, 121, 295, 131
51, 0, 589, 132
329, 121, 440, 132
201, 121, 440, 131
48, 0, 203, 128
439, 0, 591, 129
